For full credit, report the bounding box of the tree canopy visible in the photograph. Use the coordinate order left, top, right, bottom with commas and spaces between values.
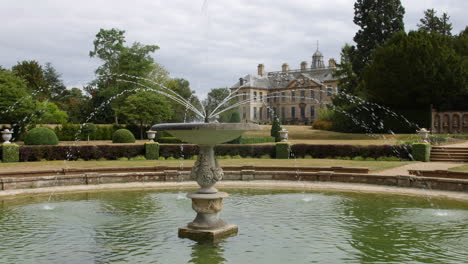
417, 8, 452, 36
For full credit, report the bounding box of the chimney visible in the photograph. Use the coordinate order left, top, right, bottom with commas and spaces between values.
300, 61, 308, 71
282, 63, 290, 72
328, 58, 336, 68
239, 78, 244, 86
257, 64, 265, 76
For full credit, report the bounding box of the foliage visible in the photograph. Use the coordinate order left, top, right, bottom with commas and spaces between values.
411, 143, 431, 162
417, 9, 452, 36
2, 144, 19, 163
361, 31, 467, 111
204, 88, 235, 122
270, 115, 282, 142
276, 142, 290, 159
112, 129, 135, 143
56, 88, 92, 123
120, 90, 172, 139
158, 137, 183, 143
24, 127, 59, 145
34, 101, 68, 124
229, 111, 241, 123
333, 44, 360, 105
312, 120, 333, 131
227, 136, 275, 144
81, 123, 97, 141
145, 142, 159, 160
165, 78, 200, 122
43, 62, 67, 100
351, 0, 405, 75
291, 144, 409, 159
12, 60, 47, 97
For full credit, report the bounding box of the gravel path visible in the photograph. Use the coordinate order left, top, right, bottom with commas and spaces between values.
375, 162, 462, 176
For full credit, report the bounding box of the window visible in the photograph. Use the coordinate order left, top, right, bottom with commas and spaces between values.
253, 107, 257, 119
291, 91, 296, 101
281, 107, 285, 119
242, 107, 247, 119
243, 92, 247, 101
291, 107, 296, 118
327, 86, 333, 96
300, 106, 305, 118
310, 90, 315, 100
310, 105, 315, 118
254, 91, 257, 101
260, 92, 263, 101
281, 92, 286, 102
267, 108, 271, 119
266, 93, 270, 103
259, 108, 263, 119
300, 90, 305, 101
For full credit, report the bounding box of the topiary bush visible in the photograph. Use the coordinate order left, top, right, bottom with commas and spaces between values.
271, 115, 282, 142
276, 142, 290, 159
2, 144, 19, 163
145, 142, 159, 160
112, 129, 135, 143
412, 143, 431, 162
24, 127, 59, 145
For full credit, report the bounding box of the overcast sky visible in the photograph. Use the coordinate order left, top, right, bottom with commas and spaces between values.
1, 0, 466, 98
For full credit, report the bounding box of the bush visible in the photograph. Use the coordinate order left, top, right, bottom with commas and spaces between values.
290, 144, 409, 160
158, 137, 183, 144
117, 157, 129, 161
304, 154, 313, 159
260, 154, 271, 159
24, 127, 59, 145
271, 115, 282, 142
145, 142, 159, 160
130, 155, 146, 161
2, 144, 19, 163
229, 112, 241, 123
312, 120, 333, 130
412, 143, 431, 162
276, 142, 290, 159
112, 129, 135, 143
227, 136, 275, 144
353, 156, 365, 161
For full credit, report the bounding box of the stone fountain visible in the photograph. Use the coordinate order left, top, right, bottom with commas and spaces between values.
151, 122, 261, 241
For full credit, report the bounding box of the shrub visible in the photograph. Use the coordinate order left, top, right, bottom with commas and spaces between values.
24, 127, 59, 145
260, 154, 271, 159
276, 142, 290, 159
112, 129, 135, 143
118, 157, 129, 161
271, 115, 282, 142
290, 144, 409, 160
158, 156, 166, 160
167, 156, 176, 160
2, 144, 19, 163
412, 143, 431, 162
191, 155, 198, 160
158, 137, 183, 144
232, 155, 242, 159
353, 156, 364, 161
229, 111, 241, 123
130, 155, 146, 161
145, 142, 159, 160
304, 154, 313, 159
98, 157, 107, 161
312, 120, 333, 130
81, 123, 97, 141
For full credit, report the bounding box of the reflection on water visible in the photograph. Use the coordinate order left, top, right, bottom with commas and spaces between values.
0, 189, 467, 264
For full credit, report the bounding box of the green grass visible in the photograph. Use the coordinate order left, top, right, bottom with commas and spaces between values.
449, 164, 468, 172
0, 158, 413, 173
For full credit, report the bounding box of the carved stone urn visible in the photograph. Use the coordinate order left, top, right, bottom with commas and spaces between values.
1, 129, 13, 144
151, 123, 260, 241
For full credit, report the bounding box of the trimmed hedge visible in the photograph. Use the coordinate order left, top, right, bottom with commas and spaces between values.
158, 137, 183, 144
290, 144, 410, 159
112, 129, 135, 143
145, 142, 159, 160
276, 142, 290, 159
24, 127, 59, 145
227, 136, 275, 144
20, 145, 145, 161
16, 143, 410, 162
412, 143, 431, 162
2, 144, 19, 163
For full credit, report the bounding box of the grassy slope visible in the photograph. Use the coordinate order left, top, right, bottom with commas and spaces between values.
449, 164, 468, 172
0, 158, 412, 173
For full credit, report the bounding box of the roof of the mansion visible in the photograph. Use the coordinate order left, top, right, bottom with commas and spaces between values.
231, 67, 337, 90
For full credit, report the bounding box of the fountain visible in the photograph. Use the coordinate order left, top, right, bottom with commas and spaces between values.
151, 122, 260, 241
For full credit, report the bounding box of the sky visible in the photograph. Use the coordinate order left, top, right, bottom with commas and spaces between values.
0, 0, 466, 98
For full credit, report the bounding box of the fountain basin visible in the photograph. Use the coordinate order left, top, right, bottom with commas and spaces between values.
151, 123, 261, 145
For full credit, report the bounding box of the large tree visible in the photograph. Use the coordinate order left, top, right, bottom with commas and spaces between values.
120, 90, 172, 139
165, 78, 200, 122
360, 31, 467, 111
12, 60, 48, 98
203, 88, 236, 122
417, 9, 452, 36
43, 62, 67, 101
351, 0, 405, 75
88, 28, 159, 124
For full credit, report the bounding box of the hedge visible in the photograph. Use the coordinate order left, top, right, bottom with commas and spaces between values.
227, 136, 275, 144
16, 144, 410, 162
145, 142, 159, 160
276, 142, 290, 159
112, 129, 135, 143
2, 144, 19, 163
158, 137, 184, 144
290, 144, 410, 159
54, 124, 114, 141
411, 143, 431, 162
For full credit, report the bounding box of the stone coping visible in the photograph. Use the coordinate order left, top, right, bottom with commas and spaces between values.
409, 169, 468, 180
0, 169, 467, 198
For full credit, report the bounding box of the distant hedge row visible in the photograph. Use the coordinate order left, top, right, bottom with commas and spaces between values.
16, 143, 410, 161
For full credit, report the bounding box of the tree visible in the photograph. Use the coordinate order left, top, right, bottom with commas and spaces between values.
351, 0, 405, 75
34, 101, 68, 124
0, 69, 36, 125
203, 88, 235, 122
229, 111, 241, 123
165, 78, 200, 122
270, 115, 282, 142
417, 9, 452, 36
12, 60, 47, 98
58, 88, 92, 123
333, 44, 360, 106
361, 31, 467, 111
43, 62, 67, 100
89, 28, 160, 124
120, 90, 173, 139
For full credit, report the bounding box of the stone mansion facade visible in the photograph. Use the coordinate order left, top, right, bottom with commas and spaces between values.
230, 49, 338, 124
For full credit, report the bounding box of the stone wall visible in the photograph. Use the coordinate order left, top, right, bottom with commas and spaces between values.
431, 110, 468, 134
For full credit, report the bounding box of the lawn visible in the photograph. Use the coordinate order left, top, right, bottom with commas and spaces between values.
0, 158, 413, 173
449, 164, 468, 172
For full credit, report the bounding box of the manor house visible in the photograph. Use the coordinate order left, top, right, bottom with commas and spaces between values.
231, 49, 338, 124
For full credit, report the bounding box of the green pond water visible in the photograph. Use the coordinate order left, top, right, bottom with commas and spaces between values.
0, 188, 467, 264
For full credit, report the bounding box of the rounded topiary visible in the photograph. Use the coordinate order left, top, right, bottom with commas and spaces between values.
112, 129, 136, 143
24, 127, 59, 145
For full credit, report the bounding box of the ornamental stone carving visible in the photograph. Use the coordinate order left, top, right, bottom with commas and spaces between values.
190, 145, 224, 193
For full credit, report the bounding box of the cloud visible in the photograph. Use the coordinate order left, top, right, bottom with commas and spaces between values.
0, 0, 466, 98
